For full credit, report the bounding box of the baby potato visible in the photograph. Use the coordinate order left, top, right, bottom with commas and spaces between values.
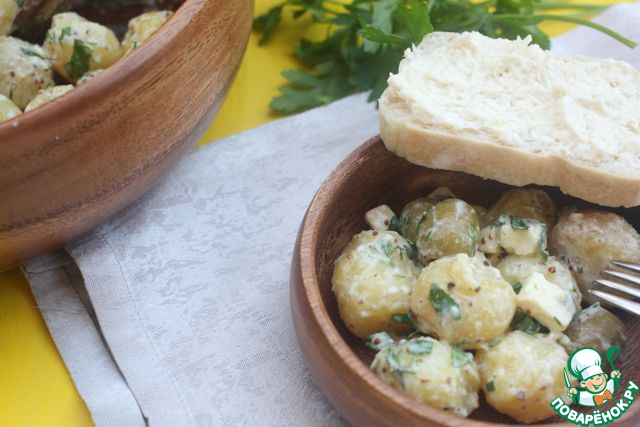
483, 188, 557, 230
44, 12, 123, 82
0, 93, 20, 121
561, 303, 626, 356
332, 230, 420, 339
399, 197, 433, 242
122, 10, 173, 55
24, 84, 72, 112
497, 255, 581, 309
371, 335, 480, 417
0, 36, 54, 109
0, 0, 18, 36
416, 198, 479, 263
476, 331, 570, 423
411, 253, 516, 349
550, 209, 640, 303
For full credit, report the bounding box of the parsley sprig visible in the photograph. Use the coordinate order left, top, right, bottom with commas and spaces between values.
254, 0, 636, 113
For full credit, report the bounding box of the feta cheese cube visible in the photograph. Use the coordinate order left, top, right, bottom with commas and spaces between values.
516, 272, 576, 332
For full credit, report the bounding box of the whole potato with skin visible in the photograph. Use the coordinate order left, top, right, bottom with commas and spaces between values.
399, 197, 433, 243
550, 209, 640, 304
416, 198, 479, 263
44, 12, 122, 82
122, 10, 173, 56
371, 336, 480, 417
483, 188, 557, 230
411, 253, 516, 349
561, 303, 626, 356
332, 230, 419, 339
0, 36, 54, 109
476, 331, 571, 423
0, 0, 19, 35
0, 93, 20, 121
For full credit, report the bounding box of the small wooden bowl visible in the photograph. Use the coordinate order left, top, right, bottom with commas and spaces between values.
291, 136, 640, 426
0, 0, 253, 271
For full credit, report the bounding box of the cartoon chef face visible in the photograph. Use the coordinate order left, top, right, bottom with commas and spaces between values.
581, 373, 609, 393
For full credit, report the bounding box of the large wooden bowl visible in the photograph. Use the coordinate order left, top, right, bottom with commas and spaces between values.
0, 0, 253, 271
291, 136, 640, 426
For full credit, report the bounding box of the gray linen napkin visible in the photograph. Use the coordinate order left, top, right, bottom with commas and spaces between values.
25, 5, 640, 426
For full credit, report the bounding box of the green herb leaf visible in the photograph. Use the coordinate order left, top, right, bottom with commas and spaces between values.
451, 346, 472, 367
65, 39, 92, 80
510, 216, 529, 230
391, 313, 412, 324
536, 224, 549, 261
59, 26, 72, 44
366, 332, 395, 350
403, 241, 424, 269
429, 283, 461, 321
388, 216, 402, 233
511, 308, 541, 335
512, 281, 523, 294
407, 338, 433, 355
20, 47, 46, 61
487, 380, 496, 392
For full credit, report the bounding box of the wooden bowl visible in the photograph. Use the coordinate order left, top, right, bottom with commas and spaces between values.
0, 0, 253, 271
291, 136, 640, 426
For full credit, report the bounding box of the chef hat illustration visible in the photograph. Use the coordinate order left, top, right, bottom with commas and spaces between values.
569, 348, 604, 381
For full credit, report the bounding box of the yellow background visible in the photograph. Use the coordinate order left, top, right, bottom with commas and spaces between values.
0, 0, 630, 425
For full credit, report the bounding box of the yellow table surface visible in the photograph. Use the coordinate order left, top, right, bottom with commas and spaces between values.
0, 1, 630, 425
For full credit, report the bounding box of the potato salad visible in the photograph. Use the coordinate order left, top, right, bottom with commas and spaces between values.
332, 187, 630, 423
0, 3, 173, 122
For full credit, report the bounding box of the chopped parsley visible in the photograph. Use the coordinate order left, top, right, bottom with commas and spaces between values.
429, 283, 461, 321
407, 339, 433, 355
403, 241, 423, 269
451, 347, 472, 367
60, 27, 72, 44
388, 216, 402, 233
487, 380, 496, 392
512, 281, 523, 294
510, 215, 529, 230
553, 316, 563, 327
391, 313, 412, 324
20, 47, 47, 60
511, 309, 542, 335
65, 39, 92, 79
366, 332, 395, 351
537, 225, 549, 261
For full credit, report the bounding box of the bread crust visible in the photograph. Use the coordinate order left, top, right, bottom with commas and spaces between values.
379, 97, 640, 208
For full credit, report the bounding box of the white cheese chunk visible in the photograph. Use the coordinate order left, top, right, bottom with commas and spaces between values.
516, 272, 576, 332
479, 218, 546, 256
364, 205, 396, 231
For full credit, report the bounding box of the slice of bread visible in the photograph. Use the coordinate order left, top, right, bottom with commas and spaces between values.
379, 32, 640, 207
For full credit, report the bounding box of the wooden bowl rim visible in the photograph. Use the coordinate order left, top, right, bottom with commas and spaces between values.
0, 0, 200, 136
297, 135, 571, 427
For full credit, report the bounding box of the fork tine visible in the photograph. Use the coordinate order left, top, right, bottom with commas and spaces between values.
594, 279, 640, 299
601, 269, 640, 288
590, 290, 640, 316
611, 260, 640, 274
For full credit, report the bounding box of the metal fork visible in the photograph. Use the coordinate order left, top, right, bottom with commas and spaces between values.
592, 261, 640, 316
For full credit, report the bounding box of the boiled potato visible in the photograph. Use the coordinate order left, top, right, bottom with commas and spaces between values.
371, 335, 480, 417
0, 36, 54, 109
480, 215, 547, 258
122, 10, 173, 55
399, 197, 433, 242
77, 68, 103, 85
561, 303, 626, 356
411, 253, 516, 349
0, 93, 20, 121
332, 230, 420, 338
24, 84, 72, 112
497, 255, 581, 309
483, 188, 557, 230
0, 0, 18, 36
476, 331, 570, 423
44, 12, 122, 82
550, 209, 640, 304
416, 198, 479, 263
